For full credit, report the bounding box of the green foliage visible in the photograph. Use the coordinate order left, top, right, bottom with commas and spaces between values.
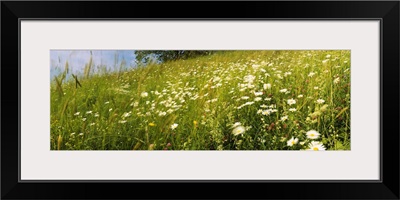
135, 50, 217, 65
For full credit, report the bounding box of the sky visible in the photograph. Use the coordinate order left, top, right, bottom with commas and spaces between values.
50, 50, 137, 79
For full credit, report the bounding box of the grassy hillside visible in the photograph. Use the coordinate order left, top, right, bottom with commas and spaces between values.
50, 50, 351, 150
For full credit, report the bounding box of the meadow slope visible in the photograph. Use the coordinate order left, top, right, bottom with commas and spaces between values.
51, 50, 351, 150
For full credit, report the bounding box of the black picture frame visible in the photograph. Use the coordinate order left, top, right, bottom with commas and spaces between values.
1, 1, 399, 199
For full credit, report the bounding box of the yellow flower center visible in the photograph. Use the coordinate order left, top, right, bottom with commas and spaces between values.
310, 134, 315, 137
291, 141, 295, 145
313, 147, 319, 151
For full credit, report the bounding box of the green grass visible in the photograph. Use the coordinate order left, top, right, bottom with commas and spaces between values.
50, 50, 351, 150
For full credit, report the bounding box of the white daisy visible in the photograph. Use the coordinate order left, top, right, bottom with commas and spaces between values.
213, 77, 221, 82
287, 137, 299, 147
171, 123, 178, 130
334, 77, 340, 84
287, 98, 296, 105
254, 91, 263, 96
141, 92, 148, 98
316, 99, 325, 104
284, 72, 292, 77
263, 83, 271, 90
243, 75, 256, 83
122, 112, 131, 118
307, 141, 326, 151
232, 125, 246, 136
306, 130, 321, 139
262, 110, 271, 116
244, 101, 254, 106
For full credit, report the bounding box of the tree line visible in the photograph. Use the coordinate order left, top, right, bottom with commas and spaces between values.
134, 50, 218, 65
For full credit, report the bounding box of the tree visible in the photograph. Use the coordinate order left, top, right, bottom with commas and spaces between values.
135, 50, 215, 65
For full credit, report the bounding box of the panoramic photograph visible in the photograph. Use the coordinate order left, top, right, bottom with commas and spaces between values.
50, 50, 351, 150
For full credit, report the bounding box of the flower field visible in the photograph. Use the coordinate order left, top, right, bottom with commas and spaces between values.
50, 50, 351, 150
